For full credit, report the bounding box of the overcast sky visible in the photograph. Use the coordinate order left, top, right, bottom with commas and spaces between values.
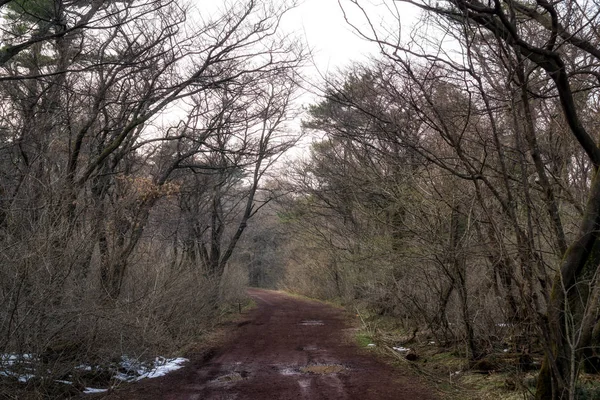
270, 0, 421, 157
283, 0, 420, 73
279, 0, 421, 107
284, 0, 375, 76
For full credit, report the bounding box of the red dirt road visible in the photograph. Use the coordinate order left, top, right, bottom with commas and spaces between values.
101, 289, 437, 400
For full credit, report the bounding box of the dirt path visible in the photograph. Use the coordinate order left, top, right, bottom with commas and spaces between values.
100, 289, 437, 400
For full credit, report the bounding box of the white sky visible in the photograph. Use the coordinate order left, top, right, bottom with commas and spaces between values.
277, 0, 422, 117
282, 0, 420, 79
283, 0, 376, 77
275, 0, 421, 156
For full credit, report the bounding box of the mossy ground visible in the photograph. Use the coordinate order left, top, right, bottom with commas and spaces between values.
346, 310, 600, 400
351, 319, 600, 400
355, 333, 375, 348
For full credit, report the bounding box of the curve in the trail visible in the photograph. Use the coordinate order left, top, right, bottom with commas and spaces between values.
101, 289, 438, 400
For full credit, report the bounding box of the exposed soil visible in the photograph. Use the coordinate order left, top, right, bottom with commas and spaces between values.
96, 289, 438, 399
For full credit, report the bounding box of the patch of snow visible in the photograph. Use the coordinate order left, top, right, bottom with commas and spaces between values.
429, 341, 436, 345
119, 356, 147, 377
17, 374, 35, 383
83, 387, 109, 394
0, 354, 35, 366
0, 370, 35, 382
1, 353, 187, 392
279, 367, 299, 376
0, 354, 37, 384
136, 357, 188, 380
114, 372, 131, 382
393, 347, 410, 352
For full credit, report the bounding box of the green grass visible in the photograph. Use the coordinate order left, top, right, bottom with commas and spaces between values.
217, 298, 257, 320
356, 332, 375, 348
577, 379, 600, 400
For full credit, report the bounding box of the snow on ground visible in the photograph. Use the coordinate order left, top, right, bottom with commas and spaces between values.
1, 353, 188, 394
136, 357, 188, 380
0, 354, 37, 383
0, 370, 35, 382
0, 354, 35, 365
83, 387, 109, 394
116, 356, 189, 382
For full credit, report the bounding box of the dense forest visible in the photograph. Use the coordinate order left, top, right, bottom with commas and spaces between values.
1, 0, 600, 399
0, 0, 304, 395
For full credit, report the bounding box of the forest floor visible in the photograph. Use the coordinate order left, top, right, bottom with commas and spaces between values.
89, 288, 438, 400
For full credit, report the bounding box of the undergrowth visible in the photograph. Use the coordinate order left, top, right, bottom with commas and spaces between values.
351, 311, 600, 400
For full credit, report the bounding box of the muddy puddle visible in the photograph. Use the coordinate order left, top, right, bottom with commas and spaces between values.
301, 364, 346, 374
277, 363, 347, 376
299, 320, 324, 326
213, 371, 248, 383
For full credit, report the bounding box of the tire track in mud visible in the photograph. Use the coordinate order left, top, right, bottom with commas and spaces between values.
99, 289, 437, 400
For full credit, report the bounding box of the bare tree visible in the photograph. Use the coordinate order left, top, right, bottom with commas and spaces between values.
335, 0, 600, 397
0, 0, 304, 391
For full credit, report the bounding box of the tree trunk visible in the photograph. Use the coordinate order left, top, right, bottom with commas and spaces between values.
536, 169, 600, 399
